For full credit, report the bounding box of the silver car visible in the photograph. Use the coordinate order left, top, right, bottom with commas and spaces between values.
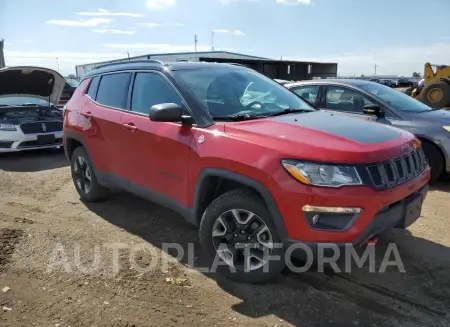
285, 79, 450, 181
0, 66, 65, 152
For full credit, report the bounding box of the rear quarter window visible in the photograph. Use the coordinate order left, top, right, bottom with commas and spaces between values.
86, 76, 100, 100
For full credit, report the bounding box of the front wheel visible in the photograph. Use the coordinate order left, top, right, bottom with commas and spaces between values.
199, 189, 285, 284
421, 141, 444, 182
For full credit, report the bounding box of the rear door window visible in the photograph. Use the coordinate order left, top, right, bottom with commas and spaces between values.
290, 85, 320, 105
96, 73, 131, 109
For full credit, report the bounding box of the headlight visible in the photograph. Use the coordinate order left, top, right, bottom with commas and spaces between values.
443, 126, 450, 132
0, 124, 17, 131
282, 160, 363, 187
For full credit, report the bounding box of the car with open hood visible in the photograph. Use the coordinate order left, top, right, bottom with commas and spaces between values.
64, 61, 430, 283
285, 79, 450, 181
0, 66, 65, 152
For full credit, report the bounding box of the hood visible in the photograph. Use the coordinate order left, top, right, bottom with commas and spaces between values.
224, 111, 417, 164
413, 109, 450, 124
0, 66, 65, 104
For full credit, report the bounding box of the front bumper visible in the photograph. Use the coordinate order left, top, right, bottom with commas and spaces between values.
0, 130, 63, 153
272, 167, 430, 244
284, 184, 429, 260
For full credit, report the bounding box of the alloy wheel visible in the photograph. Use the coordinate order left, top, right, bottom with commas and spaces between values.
73, 156, 92, 194
212, 209, 273, 271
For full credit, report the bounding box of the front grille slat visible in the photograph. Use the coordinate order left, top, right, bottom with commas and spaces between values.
20, 121, 63, 134
365, 148, 427, 190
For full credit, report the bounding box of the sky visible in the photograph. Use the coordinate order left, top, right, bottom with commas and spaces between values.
1, 0, 450, 77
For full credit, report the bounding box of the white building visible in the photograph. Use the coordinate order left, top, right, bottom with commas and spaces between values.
75, 51, 269, 77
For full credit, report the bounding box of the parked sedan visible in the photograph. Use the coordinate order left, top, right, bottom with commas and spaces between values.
0, 66, 64, 152
285, 79, 450, 181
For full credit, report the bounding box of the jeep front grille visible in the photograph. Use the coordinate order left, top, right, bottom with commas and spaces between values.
365, 148, 427, 189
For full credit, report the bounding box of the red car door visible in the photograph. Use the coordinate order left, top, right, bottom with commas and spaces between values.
81, 72, 132, 178
119, 72, 193, 207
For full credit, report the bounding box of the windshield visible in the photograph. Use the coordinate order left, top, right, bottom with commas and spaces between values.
0, 97, 50, 106
358, 82, 432, 112
65, 78, 79, 87
174, 68, 314, 119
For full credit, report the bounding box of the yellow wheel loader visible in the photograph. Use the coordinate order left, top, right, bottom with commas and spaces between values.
410, 63, 450, 109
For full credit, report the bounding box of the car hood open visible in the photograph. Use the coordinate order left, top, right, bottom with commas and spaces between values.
0, 66, 65, 104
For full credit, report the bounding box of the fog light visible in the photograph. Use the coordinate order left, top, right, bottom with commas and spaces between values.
303, 205, 362, 214
312, 214, 320, 225
302, 206, 362, 231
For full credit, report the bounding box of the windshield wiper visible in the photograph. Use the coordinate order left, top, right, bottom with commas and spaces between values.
211, 114, 266, 121
16, 103, 49, 107
265, 108, 312, 117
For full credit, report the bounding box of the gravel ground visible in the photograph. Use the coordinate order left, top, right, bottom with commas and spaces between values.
0, 150, 449, 327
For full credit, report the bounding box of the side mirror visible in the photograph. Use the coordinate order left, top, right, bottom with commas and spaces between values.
363, 104, 385, 118
149, 103, 193, 125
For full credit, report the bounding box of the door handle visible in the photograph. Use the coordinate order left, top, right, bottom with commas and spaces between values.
81, 112, 92, 118
122, 123, 137, 131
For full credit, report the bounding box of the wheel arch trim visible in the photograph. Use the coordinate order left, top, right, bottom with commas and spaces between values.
192, 168, 288, 241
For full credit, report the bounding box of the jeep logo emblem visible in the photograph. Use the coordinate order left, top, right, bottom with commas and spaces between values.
42, 123, 47, 132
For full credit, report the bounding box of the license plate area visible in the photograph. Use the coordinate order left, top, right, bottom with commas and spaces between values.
37, 134, 56, 145
403, 194, 423, 227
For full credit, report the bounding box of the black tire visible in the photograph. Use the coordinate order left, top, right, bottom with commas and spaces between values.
199, 189, 286, 284
70, 146, 109, 202
419, 81, 450, 109
421, 140, 444, 182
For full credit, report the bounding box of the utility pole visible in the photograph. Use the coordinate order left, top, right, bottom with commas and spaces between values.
56, 58, 60, 72
211, 31, 215, 51
374, 64, 378, 76
0, 39, 5, 68
194, 34, 198, 52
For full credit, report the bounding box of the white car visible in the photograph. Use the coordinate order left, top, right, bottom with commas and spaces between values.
0, 66, 65, 152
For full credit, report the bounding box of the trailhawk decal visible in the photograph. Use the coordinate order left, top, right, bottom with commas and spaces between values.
270, 111, 402, 144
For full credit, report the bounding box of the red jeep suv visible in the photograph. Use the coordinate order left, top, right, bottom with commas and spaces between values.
63, 61, 430, 283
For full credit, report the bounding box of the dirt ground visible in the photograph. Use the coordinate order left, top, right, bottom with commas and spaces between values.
0, 150, 449, 327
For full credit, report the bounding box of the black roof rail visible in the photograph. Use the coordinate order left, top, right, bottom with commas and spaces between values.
93, 59, 165, 70
225, 62, 248, 67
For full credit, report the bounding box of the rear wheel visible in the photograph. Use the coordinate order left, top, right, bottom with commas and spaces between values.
71, 147, 109, 202
199, 190, 285, 284
419, 81, 450, 109
421, 140, 444, 182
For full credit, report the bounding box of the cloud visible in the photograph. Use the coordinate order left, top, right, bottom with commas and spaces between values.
145, 0, 176, 10
46, 18, 112, 27
217, 0, 238, 4
217, 0, 259, 4
102, 43, 211, 53
213, 29, 245, 36
284, 42, 450, 76
137, 22, 182, 28
92, 29, 136, 35
276, 0, 313, 5
75, 8, 144, 17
